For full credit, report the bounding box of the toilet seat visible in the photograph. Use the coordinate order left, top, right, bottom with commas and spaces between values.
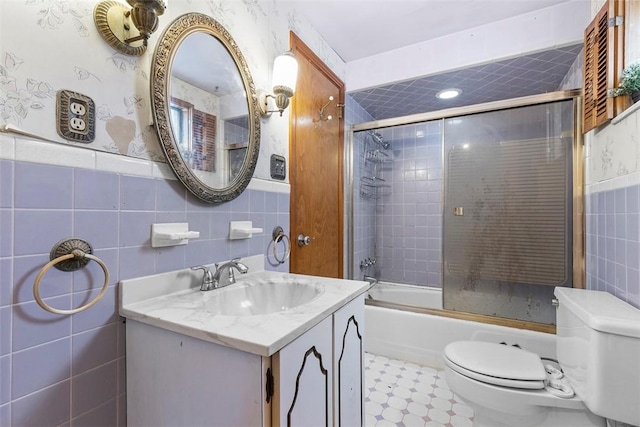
444, 341, 547, 389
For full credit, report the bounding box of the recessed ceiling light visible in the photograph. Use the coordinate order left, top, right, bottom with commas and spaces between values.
436, 88, 462, 100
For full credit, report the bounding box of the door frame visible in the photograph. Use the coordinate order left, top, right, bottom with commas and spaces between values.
289, 31, 346, 277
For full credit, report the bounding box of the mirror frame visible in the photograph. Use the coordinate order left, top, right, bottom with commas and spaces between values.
151, 13, 260, 203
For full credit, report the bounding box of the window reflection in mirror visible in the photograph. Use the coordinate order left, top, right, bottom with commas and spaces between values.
170, 98, 193, 164
224, 115, 249, 182
170, 79, 219, 176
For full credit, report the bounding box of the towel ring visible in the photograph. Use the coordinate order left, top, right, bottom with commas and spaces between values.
272, 226, 291, 265
33, 238, 110, 315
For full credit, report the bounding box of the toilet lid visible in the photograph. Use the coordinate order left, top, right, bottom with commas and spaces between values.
444, 341, 547, 389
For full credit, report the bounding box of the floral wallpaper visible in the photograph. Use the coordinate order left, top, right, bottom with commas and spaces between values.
0, 52, 53, 125
0, 0, 346, 181
585, 110, 639, 185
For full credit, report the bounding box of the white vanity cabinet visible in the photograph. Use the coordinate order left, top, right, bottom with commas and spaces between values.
272, 295, 365, 427
126, 294, 365, 427
333, 295, 365, 427
272, 314, 333, 426
126, 320, 267, 427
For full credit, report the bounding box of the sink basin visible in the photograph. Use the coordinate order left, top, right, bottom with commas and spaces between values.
205, 278, 324, 316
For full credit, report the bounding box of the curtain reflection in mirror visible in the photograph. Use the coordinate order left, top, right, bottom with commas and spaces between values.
170, 96, 217, 173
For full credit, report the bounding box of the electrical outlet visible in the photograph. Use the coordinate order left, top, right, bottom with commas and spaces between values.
70, 101, 86, 116
56, 90, 95, 143
70, 117, 86, 131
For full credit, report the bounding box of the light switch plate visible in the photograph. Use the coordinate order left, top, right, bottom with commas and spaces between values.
56, 89, 95, 143
270, 154, 286, 180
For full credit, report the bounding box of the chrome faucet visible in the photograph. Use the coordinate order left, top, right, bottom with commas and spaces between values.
191, 266, 215, 291
211, 258, 249, 289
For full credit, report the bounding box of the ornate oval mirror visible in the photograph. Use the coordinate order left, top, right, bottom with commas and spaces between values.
151, 13, 260, 203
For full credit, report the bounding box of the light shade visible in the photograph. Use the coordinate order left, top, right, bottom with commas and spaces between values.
258, 51, 299, 117
272, 51, 298, 96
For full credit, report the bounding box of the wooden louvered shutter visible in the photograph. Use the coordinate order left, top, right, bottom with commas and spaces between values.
583, 2, 612, 132
192, 109, 217, 172
583, 0, 626, 133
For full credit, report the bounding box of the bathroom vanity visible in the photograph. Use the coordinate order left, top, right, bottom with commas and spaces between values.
119, 255, 368, 426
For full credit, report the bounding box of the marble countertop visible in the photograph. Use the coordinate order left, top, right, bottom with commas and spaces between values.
119, 258, 369, 357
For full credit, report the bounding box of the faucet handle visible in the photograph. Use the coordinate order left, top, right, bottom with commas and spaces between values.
227, 258, 249, 285
191, 266, 214, 291
230, 257, 249, 273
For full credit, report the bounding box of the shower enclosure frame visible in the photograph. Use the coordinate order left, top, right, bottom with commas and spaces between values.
347, 89, 583, 333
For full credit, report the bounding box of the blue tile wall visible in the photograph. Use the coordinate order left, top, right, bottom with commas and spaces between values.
0, 160, 13, 208
586, 183, 640, 308
0, 159, 289, 426
352, 128, 378, 280
11, 380, 70, 426
345, 95, 377, 279
14, 163, 73, 209
344, 95, 376, 279
74, 169, 120, 210
11, 338, 70, 399
347, 96, 443, 286
375, 122, 443, 287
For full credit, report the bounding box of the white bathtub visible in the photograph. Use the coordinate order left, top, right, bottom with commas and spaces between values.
364, 283, 556, 369
367, 282, 443, 309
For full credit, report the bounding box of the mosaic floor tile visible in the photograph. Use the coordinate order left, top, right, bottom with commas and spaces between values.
365, 353, 474, 427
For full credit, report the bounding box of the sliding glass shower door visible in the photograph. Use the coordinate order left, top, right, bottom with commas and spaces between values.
442, 100, 575, 324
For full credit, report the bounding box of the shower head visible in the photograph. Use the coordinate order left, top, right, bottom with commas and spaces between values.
370, 131, 390, 149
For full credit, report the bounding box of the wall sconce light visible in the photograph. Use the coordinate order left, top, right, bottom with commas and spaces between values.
259, 51, 299, 117
94, 0, 166, 56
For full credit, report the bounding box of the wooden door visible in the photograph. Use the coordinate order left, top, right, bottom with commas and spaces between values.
289, 32, 345, 278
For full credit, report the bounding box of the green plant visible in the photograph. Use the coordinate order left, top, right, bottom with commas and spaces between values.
614, 61, 640, 96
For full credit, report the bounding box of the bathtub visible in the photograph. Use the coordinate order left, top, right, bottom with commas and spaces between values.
366, 281, 443, 310
364, 282, 556, 369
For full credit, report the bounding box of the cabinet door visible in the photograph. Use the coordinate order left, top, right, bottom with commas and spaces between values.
272, 315, 333, 427
126, 321, 264, 426
333, 296, 365, 427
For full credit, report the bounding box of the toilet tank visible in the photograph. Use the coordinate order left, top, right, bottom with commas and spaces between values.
555, 287, 640, 426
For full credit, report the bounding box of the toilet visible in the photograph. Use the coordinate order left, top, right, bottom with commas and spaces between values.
443, 287, 640, 427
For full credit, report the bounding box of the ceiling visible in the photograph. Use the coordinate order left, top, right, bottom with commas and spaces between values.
292, 0, 585, 120
350, 43, 582, 120
173, 32, 243, 96
292, 0, 578, 62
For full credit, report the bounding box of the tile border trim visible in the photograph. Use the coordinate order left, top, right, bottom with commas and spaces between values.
0, 134, 289, 194
586, 170, 640, 194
